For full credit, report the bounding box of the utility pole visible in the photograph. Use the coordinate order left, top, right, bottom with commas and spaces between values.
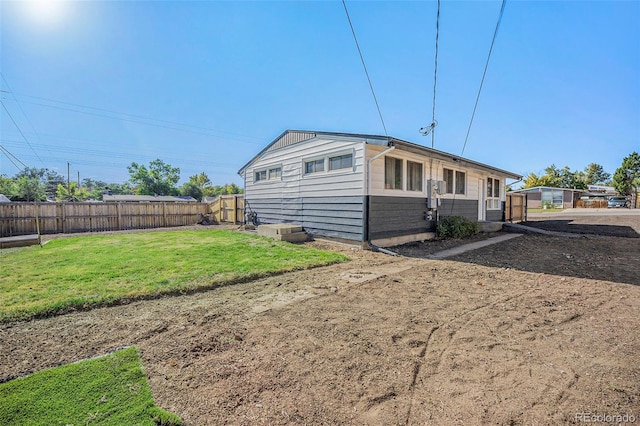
77, 171, 80, 187
67, 162, 70, 195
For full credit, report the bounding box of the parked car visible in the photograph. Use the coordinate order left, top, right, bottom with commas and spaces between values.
607, 196, 629, 208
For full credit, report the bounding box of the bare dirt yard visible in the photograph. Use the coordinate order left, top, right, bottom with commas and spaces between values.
1, 214, 639, 425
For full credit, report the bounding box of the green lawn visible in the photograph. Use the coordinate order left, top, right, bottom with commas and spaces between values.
0, 346, 182, 426
0, 229, 348, 322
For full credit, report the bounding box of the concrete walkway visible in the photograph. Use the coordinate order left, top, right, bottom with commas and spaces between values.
427, 233, 523, 260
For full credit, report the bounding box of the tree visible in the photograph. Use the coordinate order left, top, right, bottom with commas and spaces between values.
14, 167, 64, 200
583, 163, 611, 185
183, 172, 213, 200
0, 175, 15, 199
14, 176, 45, 201
127, 159, 180, 196
56, 182, 89, 202
522, 164, 586, 189
613, 152, 640, 206
180, 182, 204, 201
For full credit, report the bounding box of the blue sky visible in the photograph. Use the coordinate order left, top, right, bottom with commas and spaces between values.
1, 0, 638, 187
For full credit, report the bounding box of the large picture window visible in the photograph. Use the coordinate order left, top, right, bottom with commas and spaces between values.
407, 161, 423, 192
385, 157, 403, 190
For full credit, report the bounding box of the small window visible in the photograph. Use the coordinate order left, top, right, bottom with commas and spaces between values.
486, 177, 500, 209
455, 171, 466, 195
385, 157, 403, 190
443, 168, 454, 194
407, 161, 423, 192
254, 170, 267, 182
268, 167, 282, 180
305, 159, 324, 174
329, 154, 353, 171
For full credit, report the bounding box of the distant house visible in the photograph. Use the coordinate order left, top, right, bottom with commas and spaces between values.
0, 194, 11, 203
510, 186, 582, 209
102, 195, 197, 203
238, 130, 521, 246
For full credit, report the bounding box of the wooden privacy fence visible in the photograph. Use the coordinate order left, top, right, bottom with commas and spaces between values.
208, 195, 245, 224
505, 193, 527, 223
0, 202, 209, 237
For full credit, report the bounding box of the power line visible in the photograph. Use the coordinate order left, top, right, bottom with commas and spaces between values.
0, 144, 28, 170
0, 91, 262, 143
420, 0, 441, 148
0, 99, 46, 168
0, 73, 56, 161
460, 0, 507, 157
449, 0, 507, 216
341, 0, 388, 136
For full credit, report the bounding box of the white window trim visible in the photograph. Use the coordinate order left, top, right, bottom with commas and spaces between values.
253, 164, 283, 183
384, 156, 405, 191
442, 167, 467, 196
302, 149, 355, 177
486, 177, 501, 210
406, 160, 424, 192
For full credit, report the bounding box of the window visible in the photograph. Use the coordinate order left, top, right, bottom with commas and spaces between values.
329, 153, 353, 171
455, 171, 466, 195
254, 170, 267, 182
268, 167, 282, 180
443, 168, 465, 195
407, 161, 423, 192
443, 168, 454, 194
385, 157, 403, 190
304, 159, 324, 174
487, 177, 500, 209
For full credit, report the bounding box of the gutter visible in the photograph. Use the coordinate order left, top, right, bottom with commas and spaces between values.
364, 142, 396, 252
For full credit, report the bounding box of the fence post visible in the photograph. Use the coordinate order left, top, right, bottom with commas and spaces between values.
162, 202, 167, 227
117, 203, 122, 230
232, 196, 237, 224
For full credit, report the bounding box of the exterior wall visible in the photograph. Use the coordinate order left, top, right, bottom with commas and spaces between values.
367, 145, 506, 221
368, 196, 433, 240
486, 209, 503, 221
526, 191, 542, 208
244, 135, 367, 241
249, 196, 364, 241
439, 199, 479, 222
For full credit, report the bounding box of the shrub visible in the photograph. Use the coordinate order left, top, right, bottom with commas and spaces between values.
437, 215, 479, 239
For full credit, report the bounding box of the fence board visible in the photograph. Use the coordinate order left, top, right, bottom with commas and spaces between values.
0, 202, 209, 237
505, 193, 526, 223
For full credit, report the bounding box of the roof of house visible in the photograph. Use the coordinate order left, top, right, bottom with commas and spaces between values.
510, 186, 584, 193
0, 194, 11, 203
238, 129, 521, 179
102, 195, 197, 202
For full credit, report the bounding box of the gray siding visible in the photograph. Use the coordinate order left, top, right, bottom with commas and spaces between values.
248, 196, 365, 241
486, 210, 503, 221
368, 196, 433, 240
439, 199, 478, 222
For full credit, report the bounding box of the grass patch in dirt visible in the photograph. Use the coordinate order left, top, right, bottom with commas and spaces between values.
0, 229, 347, 322
0, 346, 181, 425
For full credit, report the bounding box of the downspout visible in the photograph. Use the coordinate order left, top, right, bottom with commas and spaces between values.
365, 142, 396, 252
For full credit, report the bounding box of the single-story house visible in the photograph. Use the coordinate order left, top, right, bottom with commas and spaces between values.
238, 130, 521, 246
510, 186, 582, 209
102, 195, 198, 203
